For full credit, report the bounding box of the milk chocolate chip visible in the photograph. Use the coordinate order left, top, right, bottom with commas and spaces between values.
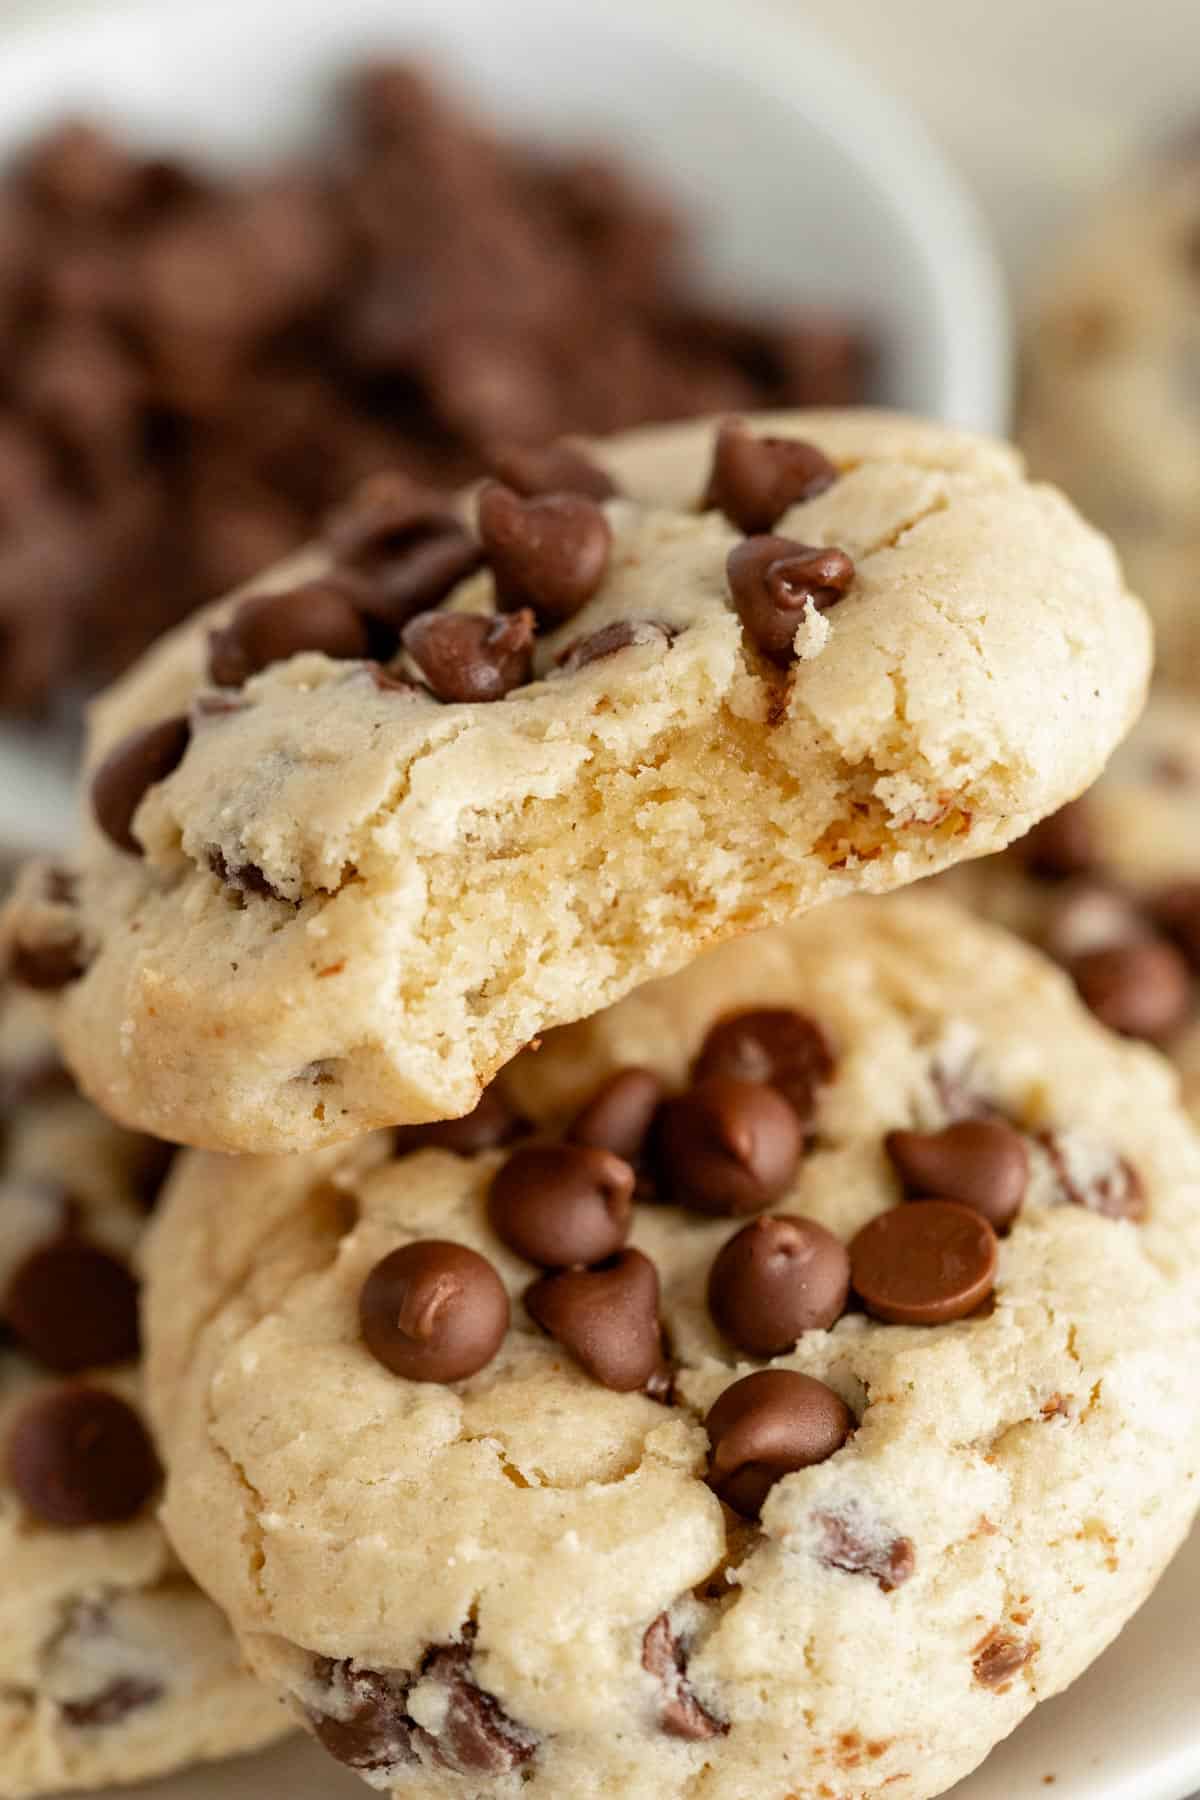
641, 1614, 726, 1740
524, 1248, 662, 1390
487, 441, 616, 501
1069, 939, 1192, 1042
359, 1242, 509, 1382
392, 1085, 525, 1157
726, 534, 854, 665
91, 715, 190, 854
5, 1241, 140, 1373
489, 1143, 634, 1267
705, 1368, 853, 1518
656, 1077, 804, 1216
1018, 799, 1096, 882
708, 1214, 850, 1354
401, 607, 534, 702
694, 1007, 834, 1123
885, 1119, 1029, 1232
477, 482, 611, 622
849, 1201, 998, 1325
207, 580, 370, 686
704, 420, 837, 532
567, 1066, 665, 1164
8, 1385, 159, 1525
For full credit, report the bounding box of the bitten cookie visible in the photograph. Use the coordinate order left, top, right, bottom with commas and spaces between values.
142, 896, 1200, 1800
0, 990, 287, 1796
1020, 150, 1200, 689
943, 693, 1200, 1116
5, 410, 1150, 1152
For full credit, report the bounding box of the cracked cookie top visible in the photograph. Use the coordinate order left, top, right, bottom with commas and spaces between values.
0, 989, 287, 1796
142, 895, 1200, 1800
5, 409, 1151, 1152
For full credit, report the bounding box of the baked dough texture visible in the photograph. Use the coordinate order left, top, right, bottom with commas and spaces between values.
0, 991, 287, 1797
142, 896, 1200, 1800
6, 410, 1151, 1152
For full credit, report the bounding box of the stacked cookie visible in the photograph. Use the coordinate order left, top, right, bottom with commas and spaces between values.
3, 410, 1196, 1800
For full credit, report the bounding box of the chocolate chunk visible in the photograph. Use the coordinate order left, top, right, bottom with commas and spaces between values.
207, 581, 370, 687
401, 607, 535, 702
726, 534, 854, 665
972, 1628, 1033, 1690
5, 1241, 140, 1373
91, 716, 190, 855
641, 1614, 726, 1740
477, 482, 612, 622
656, 1077, 804, 1216
61, 1677, 164, 1728
1040, 1131, 1145, 1221
705, 1368, 854, 1518
556, 618, 673, 673
885, 1119, 1029, 1232
1017, 799, 1096, 882
308, 1646, 535, 1777
1150, 880, 1200, 970
392, 1085, 525, 1157
524, 1248, 662, 1390
817, 1511, 915, 1591
488, 441, 616, 501
707, 1214, 850, 1354
489, 1144, 634, 1267
1069, 939, 1192, 1042
421, 1644, 536, 1775
694, 1007, 834, 1123
8, 1385, 159, 1525
359, 1241, 509, 1382
308, 1662, 417, 1773
703, 420, 837, 532
849, 1201, 998, 1325
567, 1067, 665, 1164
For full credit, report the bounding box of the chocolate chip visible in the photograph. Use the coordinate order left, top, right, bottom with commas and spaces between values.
9, 931, 86, 991
1040, 1131, 1146, 1221
703, 420, 837, 532
392, 1085, 525, 1157
656, 1077, 804, 1217
972, 1628, 1033, 1690
567, 1067, 665, 1164
1069, 938, 1193, 1042
849, 1201, 998, 1325
1017, 799, 1096, 882
477, 482, 611, 622
885, 1120, 1029, 1232
556, 617, 673, 673
641, 1614, 726, 1740
420, 1645, 536, 1775
524, 1248, 662, 1390
401, 607, 535, 702
359, 1241, 509, 1382
694, 1007, 834, 1124
817, 1512, 915, 1591
91, 715, 190, 854
60, 1676, 164, 1729
1149, 880, 1200, 970
488, 441, 616, 501
5, 1242, 140, 1374
207, 580, 370, 687
707, 1214, 850, 1354
726, 535, 854, 665
705, 1368, 854, 1518
7, 1385, 159, 1525
207, 848, 285, 901
324, 473, 481, 630
307, 1662, 416, 1773
489, 1144, 634, 1268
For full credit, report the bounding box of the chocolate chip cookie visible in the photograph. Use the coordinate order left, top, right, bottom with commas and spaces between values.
943, 693, 1200, 1116
0, 988, 287, 1795
5, 410, 1152, 1154
141, 895, 1200, 1800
